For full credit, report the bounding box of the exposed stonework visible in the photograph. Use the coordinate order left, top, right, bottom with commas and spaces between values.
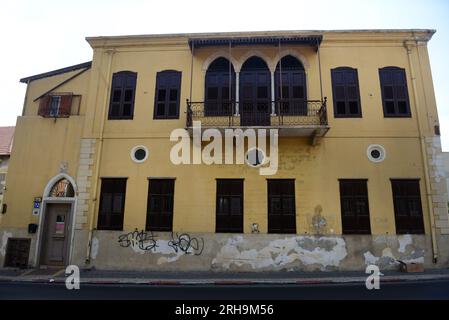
75, 138, 96, 230
425, 136, 449, 235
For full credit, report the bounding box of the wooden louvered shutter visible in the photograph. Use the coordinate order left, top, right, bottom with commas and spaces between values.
58, 94, 73, 117
38, 95, 51, 117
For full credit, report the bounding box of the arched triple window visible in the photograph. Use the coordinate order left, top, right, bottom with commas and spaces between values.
239, 56, 271, 126
275, 55, 307, 115
205, 57, 235, 116
48, 178, 75, 198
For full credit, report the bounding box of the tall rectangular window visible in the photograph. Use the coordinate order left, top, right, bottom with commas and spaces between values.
339, 179, 371, 234
154, 70, 182, 119
97, 178, 127, 230
216, 179, 244, 233
146, 179, 175, 231
268, 179, 296, 234
331, 67, 362, 117
108, 71, 137, 119
391, 179, 424, 234
379, 67, 411, 117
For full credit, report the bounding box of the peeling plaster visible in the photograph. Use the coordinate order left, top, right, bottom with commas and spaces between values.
429, 137, 445, 183
91, 237, 99, 260
364, 239, 424, 267
398, 235, 413, 253
363, 252, 379, 265
212, 236, 347, 271
0, 231, 12, 256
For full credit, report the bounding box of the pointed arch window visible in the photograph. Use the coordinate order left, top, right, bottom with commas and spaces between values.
205, 57, 235, 116
275, 55, 307, 116
239, 56, 271, 126
48, 178, 75, 198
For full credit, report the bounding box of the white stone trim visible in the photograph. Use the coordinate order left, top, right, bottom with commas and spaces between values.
272, 49, 310, 70
130, 145, 149, 163
237, 50, 273, 72
367, 144, 386, 163
202, 50, 238, 72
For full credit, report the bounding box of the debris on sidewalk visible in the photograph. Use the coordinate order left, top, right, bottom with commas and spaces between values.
398, 260, 425, 273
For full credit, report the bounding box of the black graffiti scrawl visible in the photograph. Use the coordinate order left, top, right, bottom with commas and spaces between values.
168, 232, 204, 256
117, 229, 204, 256
118, 229, 158, 251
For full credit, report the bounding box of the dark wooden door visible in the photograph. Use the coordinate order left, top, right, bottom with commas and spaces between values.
216, 179, 244, 233
391, 179, 424, 234
40, 203, 71, 266
240, 58, 271, 126
275, 69, 307, 115
268, 180, 296, 233
339, 179, 371, 234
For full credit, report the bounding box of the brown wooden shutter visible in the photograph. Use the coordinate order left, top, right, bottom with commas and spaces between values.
38, 95, 51, 117
59, 94, 73, 117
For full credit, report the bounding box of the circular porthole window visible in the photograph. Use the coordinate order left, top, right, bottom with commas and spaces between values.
245, 148, 265, 167
367, 144, 386, 163
130, 145, 149, 163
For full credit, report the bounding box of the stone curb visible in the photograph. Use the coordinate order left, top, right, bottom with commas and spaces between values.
1, 274, 449, 286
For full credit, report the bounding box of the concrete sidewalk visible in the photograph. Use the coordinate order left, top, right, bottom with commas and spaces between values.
1, 267, 449, 285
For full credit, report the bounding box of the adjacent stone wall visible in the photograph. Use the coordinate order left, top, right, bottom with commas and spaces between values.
426, 136, 449, 235
75, 138, 96, 230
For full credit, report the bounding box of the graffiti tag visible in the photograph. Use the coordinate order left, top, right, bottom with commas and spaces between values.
118, 229, 158, 251
117, 229, 204, 256
168, 232, 204, 256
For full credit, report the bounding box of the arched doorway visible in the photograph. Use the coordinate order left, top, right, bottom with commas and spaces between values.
239, 56, 271, 126
205, 57, 235, 116
275, 55, 307, 115
37, 174, 76, 266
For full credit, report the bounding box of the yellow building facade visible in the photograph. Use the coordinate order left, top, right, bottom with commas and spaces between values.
1, 29, 448, 271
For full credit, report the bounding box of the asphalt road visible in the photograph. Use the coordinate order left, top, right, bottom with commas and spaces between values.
1, 279, 449, 300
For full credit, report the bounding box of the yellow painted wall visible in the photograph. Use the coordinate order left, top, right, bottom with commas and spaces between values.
1, 30, 439, 237
1, 69, 90, 227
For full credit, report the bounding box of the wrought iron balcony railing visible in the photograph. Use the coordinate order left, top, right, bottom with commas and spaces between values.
186, 98, 328, 128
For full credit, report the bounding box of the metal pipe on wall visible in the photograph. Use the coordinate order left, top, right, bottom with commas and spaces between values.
404, 39, 438, 263
85, 49, 115, 264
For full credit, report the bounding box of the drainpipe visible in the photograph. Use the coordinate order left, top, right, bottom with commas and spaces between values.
404, 38, 438, 263
85, 49, 115, 264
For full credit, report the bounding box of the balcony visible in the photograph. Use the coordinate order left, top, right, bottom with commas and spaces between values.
186, 99, 329, 141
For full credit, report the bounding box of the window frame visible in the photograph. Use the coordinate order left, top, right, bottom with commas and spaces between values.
379, 66, 412, 118
391, 179, 425, 234
146, 178, 175, 232
215, 179, 244, 233
97, 178, 127, 231
108, 71, 137, 120
267, 179, 296, 234
49, 96, 61, 117
338, 179, 371, 235
331, 67, 362, 118
153, 70, 182, 120
274, 55, 308, 116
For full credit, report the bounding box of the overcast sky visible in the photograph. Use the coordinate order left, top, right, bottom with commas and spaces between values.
0, 0, 448, 148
